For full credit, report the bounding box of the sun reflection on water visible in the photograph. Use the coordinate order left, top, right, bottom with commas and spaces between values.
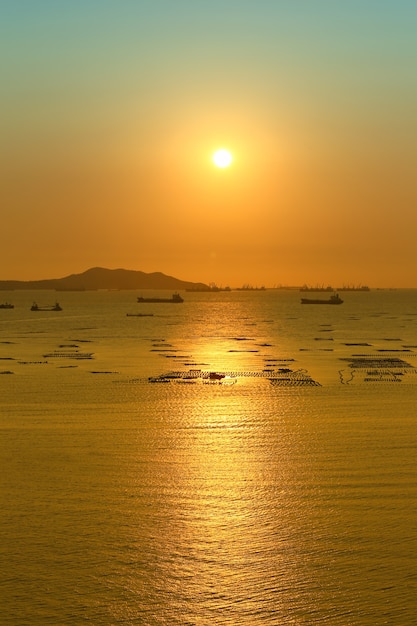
133, 386, 303, 622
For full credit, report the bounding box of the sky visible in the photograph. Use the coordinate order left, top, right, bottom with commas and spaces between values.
1, 1, 417, 287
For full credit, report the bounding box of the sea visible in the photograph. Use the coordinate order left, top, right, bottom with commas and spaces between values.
1, 288, 416, 625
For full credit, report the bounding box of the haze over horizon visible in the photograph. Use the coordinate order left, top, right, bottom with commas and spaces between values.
2, 2, 417, 288
0, 265, 410, 291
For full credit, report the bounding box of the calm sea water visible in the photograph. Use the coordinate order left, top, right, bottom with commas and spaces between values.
1, 289, 417, 625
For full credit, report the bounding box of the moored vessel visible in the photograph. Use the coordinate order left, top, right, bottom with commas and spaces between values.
137, 293, 184, 303
301, 293, 343, 305
31, 302, 63, 311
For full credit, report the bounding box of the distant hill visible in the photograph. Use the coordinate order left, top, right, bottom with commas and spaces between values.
0, 267, 209, 291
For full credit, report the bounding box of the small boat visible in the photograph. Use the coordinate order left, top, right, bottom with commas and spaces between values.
0, 302, 14, 309
301, 293, 343, 305
137, 293, 184, 303
31, 302, 63, 311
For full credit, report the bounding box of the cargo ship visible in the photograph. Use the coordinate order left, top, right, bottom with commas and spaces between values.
137, 293, 184, 303
301, 293, 343, 305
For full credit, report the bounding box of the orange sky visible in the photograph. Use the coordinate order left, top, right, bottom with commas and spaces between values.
2, 2, 417, 287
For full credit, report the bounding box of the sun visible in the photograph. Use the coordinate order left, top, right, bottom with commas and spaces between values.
212, 148, 233, 168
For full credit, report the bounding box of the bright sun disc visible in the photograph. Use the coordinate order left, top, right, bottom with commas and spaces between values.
213, 149, 233, 168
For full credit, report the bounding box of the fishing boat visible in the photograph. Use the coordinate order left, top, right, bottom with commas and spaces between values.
137, 293, 184, 303
0, 302, 14, 309
31, 302, 63, 311
301, 293, 343, 305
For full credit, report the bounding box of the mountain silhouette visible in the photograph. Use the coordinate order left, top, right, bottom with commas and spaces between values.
0, 267, 209, 291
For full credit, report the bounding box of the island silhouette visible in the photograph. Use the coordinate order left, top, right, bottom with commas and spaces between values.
0, 267, 210, 291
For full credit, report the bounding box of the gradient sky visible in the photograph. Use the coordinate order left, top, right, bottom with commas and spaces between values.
2, 1, 417, 287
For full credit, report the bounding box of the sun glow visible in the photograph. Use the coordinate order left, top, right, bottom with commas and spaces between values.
212, 148, 233, 168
